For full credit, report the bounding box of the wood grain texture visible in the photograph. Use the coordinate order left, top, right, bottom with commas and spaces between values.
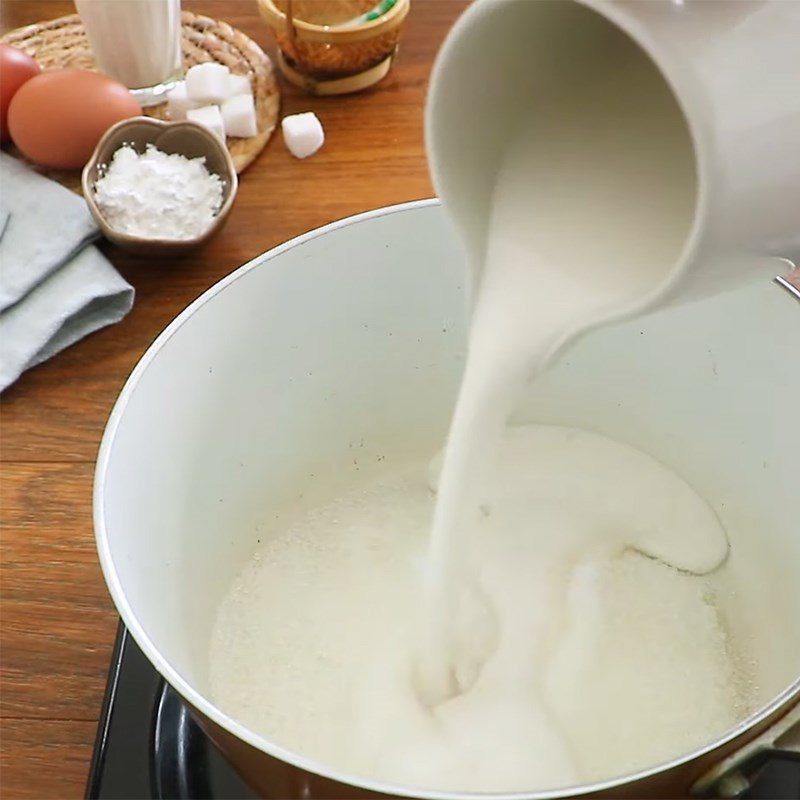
0, 2, 467, 797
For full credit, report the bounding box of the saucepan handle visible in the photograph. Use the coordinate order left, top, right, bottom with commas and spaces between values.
775, 260, 800, 302
691, 701, 800, 798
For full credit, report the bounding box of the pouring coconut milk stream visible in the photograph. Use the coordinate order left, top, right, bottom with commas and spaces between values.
416, 47, 729, 703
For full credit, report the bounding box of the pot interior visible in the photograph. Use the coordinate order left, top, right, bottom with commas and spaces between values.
97, 202, 800, 794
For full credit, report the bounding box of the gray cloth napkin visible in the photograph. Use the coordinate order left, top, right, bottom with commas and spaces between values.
0, 153, 134, 391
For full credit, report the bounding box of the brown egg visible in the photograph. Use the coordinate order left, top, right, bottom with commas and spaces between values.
8, 69, 142, 170
0, 44, 41, 143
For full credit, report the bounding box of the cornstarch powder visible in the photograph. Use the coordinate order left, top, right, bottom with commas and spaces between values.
93, 144, 224, 240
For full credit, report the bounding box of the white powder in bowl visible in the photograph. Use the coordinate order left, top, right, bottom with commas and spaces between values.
93, 144, 224, 240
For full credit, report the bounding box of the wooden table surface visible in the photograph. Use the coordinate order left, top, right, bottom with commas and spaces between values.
0, 2, 467, 796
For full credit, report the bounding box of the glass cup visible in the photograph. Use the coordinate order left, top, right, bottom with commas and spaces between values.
76, 0, 183, 107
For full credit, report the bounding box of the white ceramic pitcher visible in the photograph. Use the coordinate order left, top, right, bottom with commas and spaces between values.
426, 0, 800, 313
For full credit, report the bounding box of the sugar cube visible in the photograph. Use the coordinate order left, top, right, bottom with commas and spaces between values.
228, 73, 252, 97
185, 62, 231, 105
281, 112, 324, 159
221, 93, 258, 139
165, 81, 199, 121
187, 105, 226, 142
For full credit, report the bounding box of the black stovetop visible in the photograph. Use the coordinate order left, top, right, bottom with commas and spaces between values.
86, 622, 257, 799
86, 621, 799, 800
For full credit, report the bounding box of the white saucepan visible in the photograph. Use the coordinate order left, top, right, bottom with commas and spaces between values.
95, 201, 799, 798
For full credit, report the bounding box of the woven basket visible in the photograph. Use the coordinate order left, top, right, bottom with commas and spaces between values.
257, 0, 410, 94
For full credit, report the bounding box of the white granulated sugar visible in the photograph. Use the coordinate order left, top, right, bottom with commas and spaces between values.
93, 144, 224, 240
209, 433, 759, 792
